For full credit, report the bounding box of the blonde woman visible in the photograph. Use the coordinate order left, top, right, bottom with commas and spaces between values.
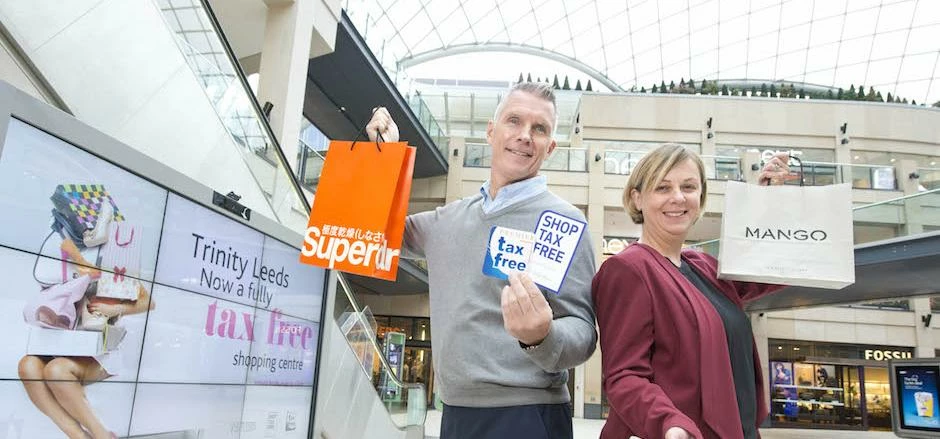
593, 144, 794, 439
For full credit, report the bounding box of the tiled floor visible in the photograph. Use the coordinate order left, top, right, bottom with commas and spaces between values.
424, 410, 899, 438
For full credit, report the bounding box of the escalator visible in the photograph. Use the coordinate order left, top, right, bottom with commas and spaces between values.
315, 273, 428, 439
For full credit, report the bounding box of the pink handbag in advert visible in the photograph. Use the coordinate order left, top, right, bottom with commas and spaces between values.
23, 275, 91, 330
96, 223, 142, 300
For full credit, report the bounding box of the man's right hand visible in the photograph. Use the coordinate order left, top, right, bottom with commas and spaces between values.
366, 107, 400, 143
665, 427, 693, 439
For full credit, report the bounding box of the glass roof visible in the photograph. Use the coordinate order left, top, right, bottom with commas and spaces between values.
344, 0, 940, 105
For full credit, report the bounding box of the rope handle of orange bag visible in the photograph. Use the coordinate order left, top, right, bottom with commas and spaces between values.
762, 154, 804, 186
350, 107, 385, 152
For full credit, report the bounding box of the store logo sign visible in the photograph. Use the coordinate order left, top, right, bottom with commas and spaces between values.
602, 237, 634, 255
864, 349, 913, 361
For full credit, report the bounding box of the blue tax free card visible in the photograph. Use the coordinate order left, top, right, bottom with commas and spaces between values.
482, 226, 535, 280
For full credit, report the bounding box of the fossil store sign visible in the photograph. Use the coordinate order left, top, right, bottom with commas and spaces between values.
864, 349, 914, 361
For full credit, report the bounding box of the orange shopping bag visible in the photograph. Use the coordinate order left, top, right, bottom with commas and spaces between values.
299, 138, 415, 281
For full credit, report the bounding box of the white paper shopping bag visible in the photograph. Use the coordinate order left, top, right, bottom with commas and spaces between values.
96, 222, 142, 300
717, 181, 855, 289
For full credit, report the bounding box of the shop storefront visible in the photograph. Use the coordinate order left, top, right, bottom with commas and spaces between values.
769, 339, 914, 431
373, 315, 434, 405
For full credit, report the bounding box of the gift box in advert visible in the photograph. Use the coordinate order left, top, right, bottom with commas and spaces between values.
25, 326, 103, 357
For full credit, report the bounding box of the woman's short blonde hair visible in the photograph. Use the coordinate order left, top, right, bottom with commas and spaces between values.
622, 143, 708, 224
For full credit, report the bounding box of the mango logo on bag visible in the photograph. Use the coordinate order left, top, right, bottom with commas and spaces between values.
743, 227, 828, 241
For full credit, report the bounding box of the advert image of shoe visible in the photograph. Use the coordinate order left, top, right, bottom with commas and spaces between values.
83, 201, 113, 248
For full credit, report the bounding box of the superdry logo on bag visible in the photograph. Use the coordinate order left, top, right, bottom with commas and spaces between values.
743, 227, 828, 241
301, 224, 399, 272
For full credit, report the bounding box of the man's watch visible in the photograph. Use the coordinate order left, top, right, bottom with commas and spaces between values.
518, 340, 542, 351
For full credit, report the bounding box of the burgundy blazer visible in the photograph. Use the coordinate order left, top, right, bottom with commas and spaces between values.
592, 243, 784, 439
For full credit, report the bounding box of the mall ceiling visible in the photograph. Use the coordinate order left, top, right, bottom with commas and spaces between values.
344, 0, 940, 105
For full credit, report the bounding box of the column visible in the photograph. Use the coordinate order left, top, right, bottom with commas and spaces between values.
913, 297, 935, 358
581, 137, 606, 419
445, 137, 466, 204
256, 0, 338, 174
701, 118, 716, 178
743, 149, 763, 184
257, 0, 339, 228
835, 124, 852, 184
752, 312, 772, 423
899, 159, 926, 236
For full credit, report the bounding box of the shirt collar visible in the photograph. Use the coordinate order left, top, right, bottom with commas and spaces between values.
479, 175, 548, 214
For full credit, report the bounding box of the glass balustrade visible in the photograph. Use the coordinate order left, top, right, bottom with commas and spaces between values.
408, 93, 449, 158
784, 162, 898, 190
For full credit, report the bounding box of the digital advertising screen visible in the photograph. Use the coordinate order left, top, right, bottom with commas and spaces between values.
0, 114, 326, 438
896, 365, 940, 431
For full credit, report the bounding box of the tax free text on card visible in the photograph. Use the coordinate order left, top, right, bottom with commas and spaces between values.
481, 211, 586, 293
527, 211, 586, 293
482, 227, 535, 280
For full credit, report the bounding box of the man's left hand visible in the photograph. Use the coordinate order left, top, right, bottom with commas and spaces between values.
501, 273, 552, 346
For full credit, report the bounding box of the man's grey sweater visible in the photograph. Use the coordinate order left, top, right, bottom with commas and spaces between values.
403, 190, 597, 407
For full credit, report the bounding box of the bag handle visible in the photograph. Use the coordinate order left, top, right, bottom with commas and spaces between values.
114, 224, 134, 247
349, 107, 386, 152
32, 230, 56, 285
763, 155, 804, 186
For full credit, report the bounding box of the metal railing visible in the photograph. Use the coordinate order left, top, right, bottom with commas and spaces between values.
408, 93, 448, 158
334, 274, 427, 429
